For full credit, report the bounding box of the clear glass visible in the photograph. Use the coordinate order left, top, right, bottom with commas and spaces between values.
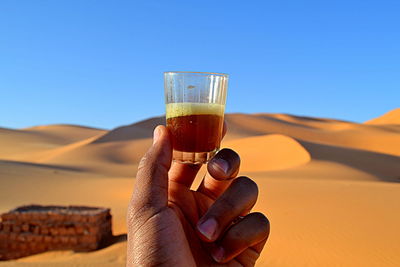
164, 71, 229, 164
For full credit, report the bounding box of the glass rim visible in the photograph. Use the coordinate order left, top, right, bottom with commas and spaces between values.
164, 71, 229, 77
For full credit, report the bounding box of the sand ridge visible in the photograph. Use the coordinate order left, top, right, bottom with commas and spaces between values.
365, 108, 400, 125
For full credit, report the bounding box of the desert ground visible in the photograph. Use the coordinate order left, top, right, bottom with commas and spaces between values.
0, 109, 399, 266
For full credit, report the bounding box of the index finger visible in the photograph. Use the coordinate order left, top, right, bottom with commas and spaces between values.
168, 121, 228, 188
197, 148, 241, 199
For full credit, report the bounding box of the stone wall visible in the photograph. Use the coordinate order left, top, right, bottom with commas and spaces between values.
0, 205, 112, 260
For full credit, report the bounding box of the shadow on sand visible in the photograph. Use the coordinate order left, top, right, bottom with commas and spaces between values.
299, 140, 400, 183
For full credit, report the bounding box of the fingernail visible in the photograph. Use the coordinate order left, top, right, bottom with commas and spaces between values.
197, 218, 217, 240
153, 126, 161, 144
213, 158, 229, 175
211, 246, 225, 262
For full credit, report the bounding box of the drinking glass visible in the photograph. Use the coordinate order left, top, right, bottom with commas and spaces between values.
164, 71, 229, 164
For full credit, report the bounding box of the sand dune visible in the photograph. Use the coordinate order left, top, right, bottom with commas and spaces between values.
7, 111, 398, 180
366, 108, 400, 125
37, 138, 149, 176
226, 113, 400, 156
92, 117, 164, 143
1, 109, 400, 266
8, 111, 398, 177
0, 125, 105, 161
222, 134, 311, 172
23, 124, 106, 142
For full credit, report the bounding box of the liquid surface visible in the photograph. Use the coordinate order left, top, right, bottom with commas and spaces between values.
166, 102, 225, 119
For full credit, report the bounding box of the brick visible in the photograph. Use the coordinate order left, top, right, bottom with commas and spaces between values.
58, 227, 67, 235
53, 214, 63, 222
41, 227, 49, 235
26, 234, 35, 242
32, 225, 40, 234
21, 224, 30, 232
52, 236, 60, 244
88, 215, 98, 223
17, 235, 26, 242
60, 236, 68, 244
50, 227, 59, 236
70, 236, 78, 245
67, 226, 76, 235
10, 242, 18, 250
12, 225, 21, 233
30, 212, 39, 220
21, 213, 29, 221
80, 234, 97, 244
19, 243, 28, 251
0, 232, 8, 241
1, 213, 11, 221
72, 214, 81, 222
0, 238, 7, 249
9, 233, 17, 241
75, 225, 84, 234
3, 223, 11, 233
29, 242, 37, 250
88, 225, 99, 234
33, 235, 43, 242
44, 235, 52, 243
37, 243, 46, 251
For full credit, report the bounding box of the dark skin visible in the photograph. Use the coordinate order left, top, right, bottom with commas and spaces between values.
127, 125, 270, 266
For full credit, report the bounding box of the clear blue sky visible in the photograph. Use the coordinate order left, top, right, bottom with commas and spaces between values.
1, 0, 399, 129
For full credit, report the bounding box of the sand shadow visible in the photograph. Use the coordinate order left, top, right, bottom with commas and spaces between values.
109, 233, 127, 244
96, 234, 127, 250
93, 117, 165, 143
0, 159, 85, 172
298, 140, 400, 182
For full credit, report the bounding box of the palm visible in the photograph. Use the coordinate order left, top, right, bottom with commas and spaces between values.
166, 180, 259, 266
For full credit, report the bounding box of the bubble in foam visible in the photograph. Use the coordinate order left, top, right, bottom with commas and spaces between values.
166, 102, 225, 119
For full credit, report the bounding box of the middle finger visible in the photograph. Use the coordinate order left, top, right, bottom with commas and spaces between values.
196, 176, 258, 242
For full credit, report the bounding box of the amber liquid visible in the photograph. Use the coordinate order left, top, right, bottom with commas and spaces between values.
166, 114, 223, 153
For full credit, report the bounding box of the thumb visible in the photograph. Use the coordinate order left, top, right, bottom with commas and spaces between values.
130, 125, 172, 218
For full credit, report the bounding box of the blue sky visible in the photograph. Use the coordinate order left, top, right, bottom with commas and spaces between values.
1, 0, 399, 129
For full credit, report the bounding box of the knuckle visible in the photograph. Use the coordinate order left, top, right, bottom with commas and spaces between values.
126, 206, 135, 227
138, 153, 168, 181
127, 201, 143, 230
218, 196, 237, 212
250, 212, 270, 235
137, 153, 150, 172
127, 200, 160, 229
230, 226, 247, 242
235, 176, 259, 196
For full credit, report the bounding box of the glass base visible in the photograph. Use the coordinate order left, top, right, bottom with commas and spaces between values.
172, 149, 218, 164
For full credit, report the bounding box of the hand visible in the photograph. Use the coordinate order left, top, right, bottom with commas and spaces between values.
127, 125, 270, 266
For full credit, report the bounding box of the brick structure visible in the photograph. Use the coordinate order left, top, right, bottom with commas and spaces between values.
0, 205, 112, 260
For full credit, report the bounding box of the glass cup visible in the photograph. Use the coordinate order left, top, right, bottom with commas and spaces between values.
164, 71, 229, 164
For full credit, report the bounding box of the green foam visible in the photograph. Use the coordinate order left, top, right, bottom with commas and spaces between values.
166, 103, 225, 119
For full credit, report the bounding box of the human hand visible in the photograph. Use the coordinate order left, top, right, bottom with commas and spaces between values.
127, 125, 270, 266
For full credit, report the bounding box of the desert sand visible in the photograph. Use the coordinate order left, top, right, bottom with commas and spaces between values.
0, 109, 399, 266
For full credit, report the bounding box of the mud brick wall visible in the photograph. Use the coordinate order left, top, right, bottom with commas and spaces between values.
0, 205, 112, 260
